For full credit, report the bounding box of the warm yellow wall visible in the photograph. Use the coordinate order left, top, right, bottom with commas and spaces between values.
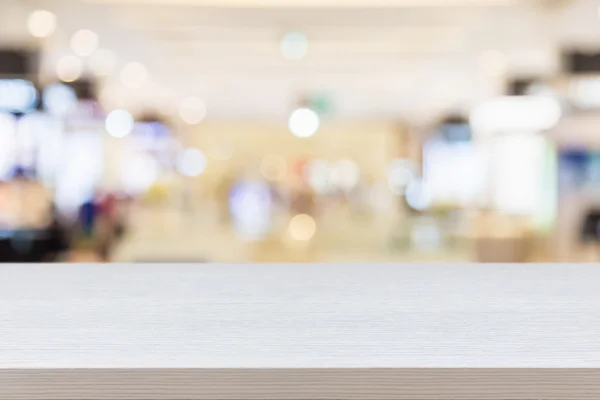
180, 120, 399, 183
100, 120, 414, 205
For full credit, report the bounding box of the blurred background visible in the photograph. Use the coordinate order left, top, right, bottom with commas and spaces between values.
1, 0, 600, 262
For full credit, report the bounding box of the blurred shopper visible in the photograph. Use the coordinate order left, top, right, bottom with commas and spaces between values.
97, 192, 121, 261
216, 173, 235, 225
71, 191, 130, 262
580, 209, 600, 261
44, 204, 71, 261
290, 182, 316, 217
78, 195, 98, 239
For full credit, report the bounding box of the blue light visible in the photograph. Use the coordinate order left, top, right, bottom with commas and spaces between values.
0, 79, 38, 113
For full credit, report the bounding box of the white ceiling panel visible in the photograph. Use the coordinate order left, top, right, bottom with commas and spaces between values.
0, 0, 576, 122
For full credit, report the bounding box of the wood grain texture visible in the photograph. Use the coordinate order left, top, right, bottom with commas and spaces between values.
2, 368, 600, 399
1, 263, 600, 399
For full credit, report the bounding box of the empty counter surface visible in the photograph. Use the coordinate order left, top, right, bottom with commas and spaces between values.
1, 263, 600, 399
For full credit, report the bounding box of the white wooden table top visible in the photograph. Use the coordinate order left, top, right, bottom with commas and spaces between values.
1, 263, 599, 369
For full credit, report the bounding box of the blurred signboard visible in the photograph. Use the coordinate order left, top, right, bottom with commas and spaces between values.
0, 50, 38, 77
564, 51, 600, 74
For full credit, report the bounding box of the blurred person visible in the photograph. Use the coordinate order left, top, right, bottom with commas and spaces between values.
580, 209, 600, 261
10, 166, 53, 229
71, 191, 131, 262
78, 194, 98, 239
96, 191, 126, 261
72, 192, 105, 260
216, 172, 235, 225
0, 180, 18, 230
0, 168, 69, 261
44, 203, 71, 261
290, 181, 316, 217
266, 179, 286, 209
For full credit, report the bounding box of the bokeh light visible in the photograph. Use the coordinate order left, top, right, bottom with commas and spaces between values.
288, 213, 317, 242
105, 109, 134, 138
56, 55, 83, 83
179, 96, 206, 125
229, 181, 273, 241
27, 10, 57, 38
387, 159, 417, 195
43, 83, 77, 116
281, 31, 309, 61
0, 2, 580, 264
71, 29, 99, 57
176, 148, 207, 177
405, 179, 432, 211
0, 79, 38, 113
288, 108, 319, 138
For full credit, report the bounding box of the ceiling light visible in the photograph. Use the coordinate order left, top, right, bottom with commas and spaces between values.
281, 31, 309, 61
56, 55, 83, 82
82, 0, 515, 8
289, 108, 319, 138
176, 148, 207, 177
71, 29, 99, 57
405, 179, 431, 211
288, 214, 316, 242
470, 96, 561, 134
27, 10, 57, 38
105, 109, 134, 138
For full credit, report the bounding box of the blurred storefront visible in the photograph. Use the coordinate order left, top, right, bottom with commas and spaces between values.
2, 0, 600, 262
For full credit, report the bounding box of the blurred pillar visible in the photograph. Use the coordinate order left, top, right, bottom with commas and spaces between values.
390, 123, 420, 163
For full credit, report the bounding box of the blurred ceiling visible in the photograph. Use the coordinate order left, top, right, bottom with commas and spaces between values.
83, 0, 518, 6
0, 0, 593, 123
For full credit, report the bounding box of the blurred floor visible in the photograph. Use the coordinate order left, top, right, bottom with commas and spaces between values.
112, 205, 473, 263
